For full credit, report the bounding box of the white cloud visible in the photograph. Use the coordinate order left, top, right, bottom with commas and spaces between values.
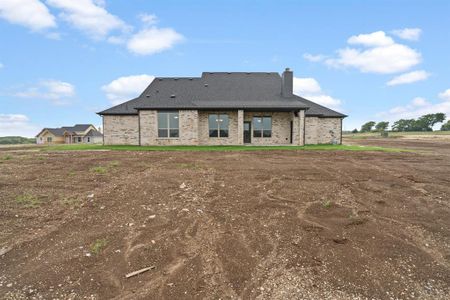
127, 27, 184, 55
14, 79, 75, 105
378, 91, 450, 124
387, 70, 430, 86
46, 0, 129, 39
324, 31, 421, 74
102, 74, 155, 105
293, 77, 342, 110
139, 13, 158, 26
303, 53, 326, 62
438, 89, 450, 102
411, 97, 429, 107
348, 31, 394, 47
0, 0, 56, 31
1, 0, 184, 55
293, 77, 321, 94
0, 114, 40, 137
0, 63, 3, 69
392, 28, 422, 41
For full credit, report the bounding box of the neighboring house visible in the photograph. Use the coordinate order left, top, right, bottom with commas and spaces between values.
98, 69, 346, 146
36, 124, 103, 145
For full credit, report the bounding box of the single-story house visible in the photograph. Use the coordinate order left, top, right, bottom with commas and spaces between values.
36, 124, 103, 145
98, 68, 346, 146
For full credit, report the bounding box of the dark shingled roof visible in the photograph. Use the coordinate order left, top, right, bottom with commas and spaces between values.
37, 124, 101, 137
98, 72, 346, 118
62, 124, 93, 132
45, 128, 66, 136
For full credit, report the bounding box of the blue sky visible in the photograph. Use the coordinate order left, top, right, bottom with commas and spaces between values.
1, 0, 450, 136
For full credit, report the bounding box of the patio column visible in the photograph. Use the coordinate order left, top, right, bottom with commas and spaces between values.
292, 110, 305, 146
299, 109, 305, 146
237, 110, 244, 145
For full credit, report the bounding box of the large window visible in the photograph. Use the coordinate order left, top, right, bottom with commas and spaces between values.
253, 116, 272, 138
158, 111, 179, 138
208, 114, 229, 138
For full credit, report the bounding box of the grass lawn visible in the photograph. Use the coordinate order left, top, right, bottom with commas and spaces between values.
41, 144, 409, 152
344, 131, 450, 139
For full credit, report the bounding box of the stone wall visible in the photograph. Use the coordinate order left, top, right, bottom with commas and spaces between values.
139, 110, 199, 145
305, 117, 342, 144
103, 111, 340, 146
103, 115, 139, 145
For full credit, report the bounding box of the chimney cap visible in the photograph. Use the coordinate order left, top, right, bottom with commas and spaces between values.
285, 67, 291, 71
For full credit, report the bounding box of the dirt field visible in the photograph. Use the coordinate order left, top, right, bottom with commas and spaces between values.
1, 140, 450, 299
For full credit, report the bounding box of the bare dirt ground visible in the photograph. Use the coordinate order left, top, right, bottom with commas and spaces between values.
1, 140, 450, 299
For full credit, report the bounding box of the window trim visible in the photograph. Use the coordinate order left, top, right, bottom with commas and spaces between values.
252, 116, 272, 138
157, 111, 180, 139
208, 113, 229, 138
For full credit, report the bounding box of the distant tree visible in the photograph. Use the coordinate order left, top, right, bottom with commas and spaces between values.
416, 113, 446, 131
360, 121, 376, 132
441, 120, 450, 131
392, 119, 420, 132
0, 136, 36, 145
375, 121, 389, 132
351, 128, 358, 133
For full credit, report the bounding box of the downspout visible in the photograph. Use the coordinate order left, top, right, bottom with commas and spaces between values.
102, 116, 105, 145
340, 118, 343, 145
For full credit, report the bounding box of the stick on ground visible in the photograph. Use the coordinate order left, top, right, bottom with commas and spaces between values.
125, 266, 156, 278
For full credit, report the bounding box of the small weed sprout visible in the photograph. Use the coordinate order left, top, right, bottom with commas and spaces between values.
16, 194, 41, 208
90, 238, 108, 255
109, 161, 120, 167
323, 200, 332, 208
3, 155, 12, 160
90, 166, 107, 174
61, 197, 83, 208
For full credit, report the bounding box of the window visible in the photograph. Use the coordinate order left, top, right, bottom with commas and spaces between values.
87, 137, 91, 143
47, 137, 52, 142
253, 116, 272, 138
158, 111, 179, 138
77, 137, 82, 143
208, 114, 229, 138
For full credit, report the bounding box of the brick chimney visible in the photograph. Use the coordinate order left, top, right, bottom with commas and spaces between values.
281, 68, 293, 97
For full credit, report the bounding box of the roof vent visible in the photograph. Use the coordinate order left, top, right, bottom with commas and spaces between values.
204, 83, 208, 87
170, 94, 176, 98
246, 72, 251, 75
189, 78, 193, 80
158, 78, 163, 81
209, 72, 214, 74
174, 78, 178, 80
227, 72, 231, 74
146, 94, 150, 98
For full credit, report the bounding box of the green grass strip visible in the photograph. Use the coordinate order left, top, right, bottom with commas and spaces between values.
42, 144, 409, 153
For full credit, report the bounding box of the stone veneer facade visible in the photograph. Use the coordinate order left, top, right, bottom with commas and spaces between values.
103, 110, 341, 146
305, 117, 342, 144
103, 115, 139, 145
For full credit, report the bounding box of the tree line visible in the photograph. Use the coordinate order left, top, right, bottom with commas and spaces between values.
353, 113, 450, 133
